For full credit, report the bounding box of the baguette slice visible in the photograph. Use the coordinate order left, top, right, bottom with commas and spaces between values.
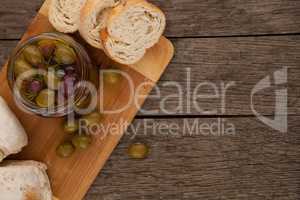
49, 0, 87, 33
101, 0, 166, 64
79, 0, 123, 49
0, 96, 28, 162
101, 29, 146, 64
0, 161, 52, 200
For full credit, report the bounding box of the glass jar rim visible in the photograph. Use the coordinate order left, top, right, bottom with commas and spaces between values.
7, 32, 93, 117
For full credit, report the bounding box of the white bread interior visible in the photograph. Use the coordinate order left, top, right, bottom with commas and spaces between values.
79, 0, 122, 49
0, 160, 52, 200
101, 0, 166, 64
49, 0, 87, 33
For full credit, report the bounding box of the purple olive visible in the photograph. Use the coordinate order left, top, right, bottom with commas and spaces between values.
64, 65, 76, 75
28, 80, 42, 93
38, 40, 56, 60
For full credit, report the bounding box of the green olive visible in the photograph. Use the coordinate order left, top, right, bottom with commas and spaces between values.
45, 70, 61, 90
38, 39, 56, 60
63, 120, 79, 134
14, 58, 33, 77
81, 112, 102, 127
35, 89, 55, 108
128, 143, 149, 159
104, 71, 121, 84
71, 134, 92, 149
54, 44, 76, 65
56, 142, 75, 158
23, 45, 43, 66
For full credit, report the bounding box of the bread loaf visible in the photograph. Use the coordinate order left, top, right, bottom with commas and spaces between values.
49, 0, 87, 33
79, 0, 123, 49
0, 161, 52, 200
0, 97, 28, 162
101, 0, 166, 64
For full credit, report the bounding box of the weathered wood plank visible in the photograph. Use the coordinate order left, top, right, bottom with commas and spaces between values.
1, 36, 300, 116
84, 117, 300, 200
0, 40, 17, 64
1, 0, 300, 39
0, 0, 43, 39
141, 36, 300, 116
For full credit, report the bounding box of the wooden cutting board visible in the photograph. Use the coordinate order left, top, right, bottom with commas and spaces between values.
0, 0, 174, 199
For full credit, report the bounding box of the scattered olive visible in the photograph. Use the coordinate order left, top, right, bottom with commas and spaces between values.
127, 143, 150, 159
35, 89, 55, 108
71, 134, 92, 150
81, 112, 102, 127
63, 120, 79, 134
38, 40, 56, 60
54, 44, 76, 65
23, 45, 43, 66
104, 71, 121, 84
14, 58, 33, 77
56, 142, 75, 158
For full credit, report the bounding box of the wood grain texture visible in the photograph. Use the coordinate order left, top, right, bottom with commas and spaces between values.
1, 0, 300, 39
84, 117, 300, 200
2, 36, 300, 116
0, 0, 174, 199
141, 36, 300, 116
1, 0, 300, 200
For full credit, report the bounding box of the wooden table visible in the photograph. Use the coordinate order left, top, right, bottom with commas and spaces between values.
1, 0, 300, 199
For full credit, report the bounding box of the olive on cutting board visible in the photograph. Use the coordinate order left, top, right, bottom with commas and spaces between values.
80, 112, 102, 127
71, 134, 92, 150
56, 142, 75, 158
63, 120, 79, 134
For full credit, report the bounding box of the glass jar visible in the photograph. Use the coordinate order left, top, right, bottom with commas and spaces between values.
7, 33, 99, 117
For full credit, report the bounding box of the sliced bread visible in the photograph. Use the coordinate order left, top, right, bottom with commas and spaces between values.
101, 0, 166, 64
0, 96, 28, 162
49, 0, 87, 33
0, 161, 52, 200
79, 0, 123, 49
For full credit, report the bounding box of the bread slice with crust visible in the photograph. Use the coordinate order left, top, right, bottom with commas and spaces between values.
101, 0, 166, 64
0, 96, 28, 162
101, 29, 146, 64
0, 161, 52, 200
79, 0, 123, 49
49, 0, 87, 33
